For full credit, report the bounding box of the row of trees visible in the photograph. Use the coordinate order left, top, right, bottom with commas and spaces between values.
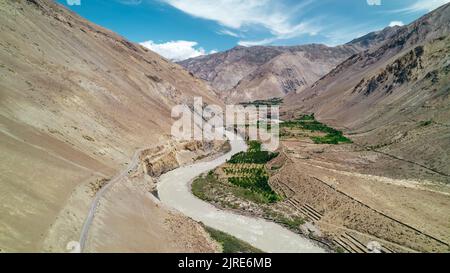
228, 141, 279, 164
228, 175, 279, 203
223, 167, 264, 176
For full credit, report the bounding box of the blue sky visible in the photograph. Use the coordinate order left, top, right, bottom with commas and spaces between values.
57, 0, 450, 60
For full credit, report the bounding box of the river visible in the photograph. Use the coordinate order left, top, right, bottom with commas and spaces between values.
157, 131, 325, 253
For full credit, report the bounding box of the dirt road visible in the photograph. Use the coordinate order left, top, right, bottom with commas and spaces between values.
78, 149, 143, 252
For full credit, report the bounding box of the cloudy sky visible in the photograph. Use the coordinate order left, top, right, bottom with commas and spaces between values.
58, 0, 450, 61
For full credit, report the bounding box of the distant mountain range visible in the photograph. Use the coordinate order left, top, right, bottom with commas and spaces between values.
178, 24, 403, 103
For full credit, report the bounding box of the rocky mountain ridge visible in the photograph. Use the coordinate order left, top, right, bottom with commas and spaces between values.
283, 3, 450, 178
179, 25, 405, 103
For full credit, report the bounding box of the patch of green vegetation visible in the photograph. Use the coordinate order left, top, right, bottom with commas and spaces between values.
240, 97, 283, 107
263, 209, 305, 231
229, 186, 275, 204
336, 247, 345, 253
418, 120, 433, 127
223, 165, 264, 175
228, 141, 279, 164
192, 171, 278, 205
225, 141, 281, 203
228, 175, 280, 203
204, 226, 263, 253
311, 134, 352, 145
248, 140, 262, 151
297, 113, 316, 121
194, 140, 282, 204
228, 151, 276, 164
281, 114, 352, 144
192, 173, 217, 202
279, 216, 305, 229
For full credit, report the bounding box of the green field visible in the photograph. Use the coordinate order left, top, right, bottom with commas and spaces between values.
281, 114, 352, 144
225, 141, 280, 203
193, 141, 281, 204
239, 97, 283, 107
228, 141, 279, 164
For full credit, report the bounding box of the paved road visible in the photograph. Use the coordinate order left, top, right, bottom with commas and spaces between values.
158, 131, 325, 253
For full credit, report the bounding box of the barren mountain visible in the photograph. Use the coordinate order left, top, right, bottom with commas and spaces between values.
283, 3, 450, 179
0, 0, 222, 252
347, 25, 403, 51
180, 44, 360, 103
179, 45, 283, 93
178, 28, 404, 103
226, 45, 366, 103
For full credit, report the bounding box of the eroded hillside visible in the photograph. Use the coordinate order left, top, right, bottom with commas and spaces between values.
178, 25, 407, 104
180, 44, 362, 103
0, 0, 221, 252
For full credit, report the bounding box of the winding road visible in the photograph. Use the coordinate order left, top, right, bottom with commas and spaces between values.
78, 149, 143, 252
158, 131, 325, 253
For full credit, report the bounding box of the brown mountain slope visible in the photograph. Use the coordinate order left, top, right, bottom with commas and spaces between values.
0, 0, 221, 252
179, 45, 283, 93
178, 26, 405, 104
180, 44, 360, 103
224, 45, 361, 103
347, 25, 403, 51
283, 3, 450, 179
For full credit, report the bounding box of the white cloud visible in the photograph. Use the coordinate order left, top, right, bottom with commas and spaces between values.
397, 0, 450, 13
367, 0, 381, 6
238, 20, 320, 46
218, 29, 240, 38
389, 21, 404, 27
161, 0, 318, 46
238, 37, 277, 47
140, 40, 214, 61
